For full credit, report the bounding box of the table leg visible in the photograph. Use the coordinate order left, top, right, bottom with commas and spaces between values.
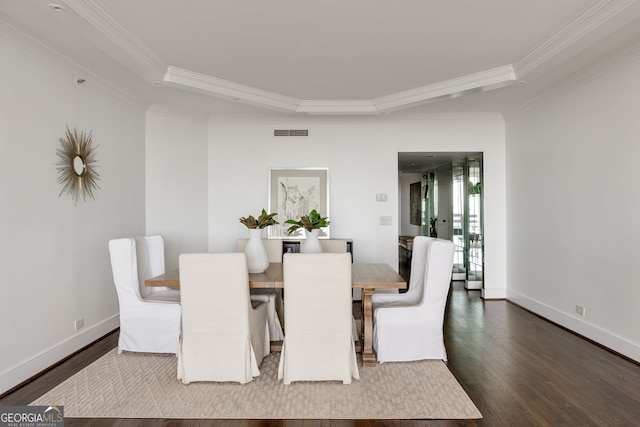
362, 288, 376, 366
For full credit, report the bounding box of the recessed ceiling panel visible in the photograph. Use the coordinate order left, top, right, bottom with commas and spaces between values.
103, 0, 588, 99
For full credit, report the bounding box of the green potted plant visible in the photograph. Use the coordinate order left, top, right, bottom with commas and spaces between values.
239, 209, 278, 273
285, 209, 329, 253
239, 209, 278, 229
284, 209, 329, 233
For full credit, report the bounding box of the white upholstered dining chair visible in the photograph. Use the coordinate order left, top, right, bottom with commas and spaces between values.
236, 239, 284, 340
135, 235, 180, 303
373, 238, 455, 362
278, 253, 359, 384
177, 252, 270, 384
108, 237, 181, 354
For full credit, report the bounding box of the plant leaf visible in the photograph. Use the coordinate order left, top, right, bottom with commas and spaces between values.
241, 208, 278, 229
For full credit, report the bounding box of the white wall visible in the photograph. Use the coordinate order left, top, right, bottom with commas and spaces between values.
145, 106, 209, 269
506, 47, 640, 361
436, 165, 453, 241
399, 173, 423, 236
205, 113, 506, 299
0, 32, 146, 393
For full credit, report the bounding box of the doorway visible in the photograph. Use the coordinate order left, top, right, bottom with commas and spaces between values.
398, 152, 484, 290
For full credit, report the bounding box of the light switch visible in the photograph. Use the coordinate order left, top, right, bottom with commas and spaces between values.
376, 193, 388, 202
380, 216, 392, 225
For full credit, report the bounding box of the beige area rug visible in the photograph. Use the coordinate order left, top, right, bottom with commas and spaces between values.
31, 348, 481, 420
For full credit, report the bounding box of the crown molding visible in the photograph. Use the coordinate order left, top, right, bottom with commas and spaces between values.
513, 0, 637, 77
41, 0, 639, 114
507, 36, 640, 117
0, 14, 148, 109
296, 100, 378, 114
62, 0, 166, 83
373, 65, 517, 112
0, 13, 42, 50
163, 66, 301, 113
166, 65, 516, 114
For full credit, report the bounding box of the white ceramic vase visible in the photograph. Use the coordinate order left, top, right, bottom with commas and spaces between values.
245, 228, 269, 273
301, 228, 323, 253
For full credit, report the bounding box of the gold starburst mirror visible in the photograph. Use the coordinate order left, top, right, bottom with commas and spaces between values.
56, 126, 100, 203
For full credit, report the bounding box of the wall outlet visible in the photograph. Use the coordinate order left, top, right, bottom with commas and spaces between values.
74, 318, 85, 330
376, 193, 388, 202
575, 305, 585, 317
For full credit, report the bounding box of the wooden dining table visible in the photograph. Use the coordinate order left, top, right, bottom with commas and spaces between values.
145, 262, 406, 366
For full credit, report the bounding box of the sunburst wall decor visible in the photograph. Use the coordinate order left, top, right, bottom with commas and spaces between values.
56, 126, 100, 203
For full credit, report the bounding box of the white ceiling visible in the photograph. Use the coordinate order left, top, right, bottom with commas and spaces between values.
2, 0, 640, 115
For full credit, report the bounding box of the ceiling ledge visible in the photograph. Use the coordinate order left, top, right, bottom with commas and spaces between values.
163, 66, 301, 113
296, 100, 378, 114
373, 65, 517, 112
165, 65, 517, 114
63, 0, 166, 83
0, 14, 149, 109
514, 0, 636, 77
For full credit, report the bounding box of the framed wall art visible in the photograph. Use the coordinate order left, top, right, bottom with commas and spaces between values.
410, 181, 422, 226
268, 168, 329, 238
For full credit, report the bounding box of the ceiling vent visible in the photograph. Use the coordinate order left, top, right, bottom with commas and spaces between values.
274, 129, 309, 136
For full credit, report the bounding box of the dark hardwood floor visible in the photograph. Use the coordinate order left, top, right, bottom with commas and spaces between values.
2, 282, 639, 426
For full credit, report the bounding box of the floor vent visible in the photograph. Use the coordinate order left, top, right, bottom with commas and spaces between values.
274, 129, 309, 136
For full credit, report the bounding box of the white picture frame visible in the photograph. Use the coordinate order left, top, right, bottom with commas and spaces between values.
268, 168, 330, 239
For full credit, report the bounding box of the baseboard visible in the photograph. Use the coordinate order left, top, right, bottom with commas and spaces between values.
481, 287, 506, 299
507, 289, 639, 363
0, 315, 120, 395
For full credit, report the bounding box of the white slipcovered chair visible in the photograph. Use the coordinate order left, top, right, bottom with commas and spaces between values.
278, 253, 359, 384
236, 239, 284, 340
108, 237, 181, 354
135, 235, 180, 303
373, 238, 455, 362
177, 253, 270, 384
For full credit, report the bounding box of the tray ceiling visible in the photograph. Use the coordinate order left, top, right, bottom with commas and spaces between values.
2, 0, 640, 114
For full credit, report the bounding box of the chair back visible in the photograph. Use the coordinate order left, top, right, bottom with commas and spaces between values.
109, 238, 144, 304
319, 239, 347, 253
419, 238, 455, 315
135, 235, 165, 298
178, 252, 267, 383
403, 236, 433, 303
278, 252, 359, 384
236, 238, 284, 262
372, 236, 432, 307
180, 252, 251, 336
